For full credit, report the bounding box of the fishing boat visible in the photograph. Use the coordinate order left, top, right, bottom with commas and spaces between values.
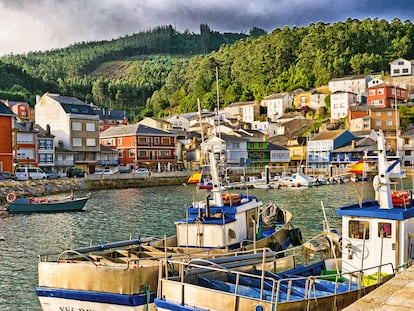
278, 172, 315, 187
35, 135, 300, 311
154, 130, 414, 311
6, 192, 89, 213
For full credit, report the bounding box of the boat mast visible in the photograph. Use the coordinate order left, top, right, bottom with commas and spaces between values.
375, 130, 393, 209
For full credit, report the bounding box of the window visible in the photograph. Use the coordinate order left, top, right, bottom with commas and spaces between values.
403, 68, 409, 74
72, 122, 82, 131
377, 88, 384, 95
118, 137, 122, 145
162, 137, 170, 144
393, 69, 400, 74
378, 222, 392, 238
129, 149, 135, 158
349, 220, 370, 239
159, 150, 170, 157
72, 138, 82, 147
86, 138, 96, 147
86, 123, 96, 131
386, 120, 393, 126
139, 150, 147, 157
138, 137, 147, 144
154, 137, 159, 145
369, 89, 375, 96
375, 120, 381, 126
376, 111, 381, 116
387, 111, 392, 116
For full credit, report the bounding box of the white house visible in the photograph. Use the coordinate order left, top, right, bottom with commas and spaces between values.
309, 92, 327, 110
330, 91, 358, 120
251, 120, 279, 137
261, 93, 292, 121
221, 134, 248, 166
224, 101, 260, 124
328, 74, 371, 95
367, 77, 384, 88
35, 93, 100, 173
268, 143, 290, 164
390, 58, 414, 77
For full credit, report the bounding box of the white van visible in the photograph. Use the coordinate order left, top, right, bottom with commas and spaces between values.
15, 167, 47, 181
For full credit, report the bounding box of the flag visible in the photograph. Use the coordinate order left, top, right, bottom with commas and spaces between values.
187, 172, 202, 183
347, 160, 365, 175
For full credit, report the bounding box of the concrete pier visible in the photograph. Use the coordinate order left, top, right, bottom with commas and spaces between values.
344, 265, 414, 310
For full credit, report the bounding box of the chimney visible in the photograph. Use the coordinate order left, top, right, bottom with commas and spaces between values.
351, 140, 355, 149
46, 124, 51, 136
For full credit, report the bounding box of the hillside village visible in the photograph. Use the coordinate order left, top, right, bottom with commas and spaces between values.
1, 57, 414, 178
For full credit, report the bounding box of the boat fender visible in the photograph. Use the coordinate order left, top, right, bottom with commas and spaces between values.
289, 228, 303, 246
267, 240, 283, 256
6, 192, 16, 203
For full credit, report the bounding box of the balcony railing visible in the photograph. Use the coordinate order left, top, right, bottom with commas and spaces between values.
98, 160, 119, 166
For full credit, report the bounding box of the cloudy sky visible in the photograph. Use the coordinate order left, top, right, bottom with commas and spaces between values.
0, 0, 413, 56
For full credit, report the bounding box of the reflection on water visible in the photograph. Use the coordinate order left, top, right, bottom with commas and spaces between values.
0, 182, 378, 310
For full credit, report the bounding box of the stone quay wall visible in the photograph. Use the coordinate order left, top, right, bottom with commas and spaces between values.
0, 171, 192, 206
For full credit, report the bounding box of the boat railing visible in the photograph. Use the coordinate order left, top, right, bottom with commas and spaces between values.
158, 257, 395, 307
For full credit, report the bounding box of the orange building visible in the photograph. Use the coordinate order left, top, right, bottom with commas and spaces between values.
100, 123, 176, 171
1, 100, 32, 120
0, 103, 15, 171
367, 84, 408, 108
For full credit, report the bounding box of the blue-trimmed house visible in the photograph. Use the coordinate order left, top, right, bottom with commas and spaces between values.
307, 129, 356, 169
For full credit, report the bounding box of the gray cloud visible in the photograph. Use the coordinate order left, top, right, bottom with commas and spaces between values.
0, 0, 413, 56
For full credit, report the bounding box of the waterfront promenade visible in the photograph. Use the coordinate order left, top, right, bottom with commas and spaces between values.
344, 265, 414, 310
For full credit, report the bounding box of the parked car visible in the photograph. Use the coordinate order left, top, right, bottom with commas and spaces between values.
66, 167, 86, 178
45, 171, 61, 179
93, 168, 113, 175
133, 168, 149, 174
15, 167, 47, 181
0, 171, 16, 180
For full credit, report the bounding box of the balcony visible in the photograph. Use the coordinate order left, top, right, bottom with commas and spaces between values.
98, 160, 119, 166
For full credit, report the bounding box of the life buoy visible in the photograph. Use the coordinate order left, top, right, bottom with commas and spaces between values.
289, 228, 303, 246
6, 192, 16, 203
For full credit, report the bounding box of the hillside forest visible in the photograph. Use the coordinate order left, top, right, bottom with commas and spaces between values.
1, 18, 414, 122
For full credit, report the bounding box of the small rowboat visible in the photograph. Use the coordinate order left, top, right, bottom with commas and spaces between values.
6, 192, 90, 213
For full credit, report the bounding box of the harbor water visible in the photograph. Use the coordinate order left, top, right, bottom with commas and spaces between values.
0, 182, 380, 310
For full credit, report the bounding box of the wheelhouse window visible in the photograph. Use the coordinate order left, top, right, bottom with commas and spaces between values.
378, 222, 392, 238
348, 220, 370, 240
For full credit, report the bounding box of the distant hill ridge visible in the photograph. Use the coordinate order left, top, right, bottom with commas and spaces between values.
0, 18, 413, 123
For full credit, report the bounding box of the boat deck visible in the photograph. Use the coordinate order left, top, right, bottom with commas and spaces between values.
344, 264, 414, 310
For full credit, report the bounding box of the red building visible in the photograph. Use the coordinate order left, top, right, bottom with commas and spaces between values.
100, 123, 176, 171
2, 100, 32, 120
0, 103, 15, 172
367, 84, 408, 108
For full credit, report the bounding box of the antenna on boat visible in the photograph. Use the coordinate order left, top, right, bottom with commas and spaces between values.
215, 66, 221, 139
321, 201, 340, 274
